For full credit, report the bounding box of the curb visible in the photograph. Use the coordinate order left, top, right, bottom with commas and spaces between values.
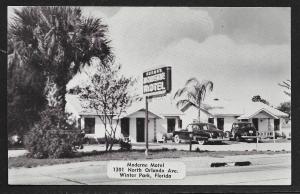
211, 161, 251, 167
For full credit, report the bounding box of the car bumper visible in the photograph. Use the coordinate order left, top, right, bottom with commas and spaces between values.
241, 135, 257, 140
208, 137, 229, 141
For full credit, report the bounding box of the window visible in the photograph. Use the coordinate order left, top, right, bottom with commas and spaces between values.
189, 124, 200, 131
241, 119, 249, 122
84, 118, 95, 134
208, 118, 214, 124
167, 118, 176, 133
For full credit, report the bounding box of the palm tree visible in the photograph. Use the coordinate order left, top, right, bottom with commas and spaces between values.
8, 6, 113, 113
278, 79, 291, 97
174, 78, 213, 122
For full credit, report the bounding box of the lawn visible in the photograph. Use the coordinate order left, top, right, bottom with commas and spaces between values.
8, 148, 290, 169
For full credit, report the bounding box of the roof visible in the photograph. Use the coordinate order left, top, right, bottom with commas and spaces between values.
66, 94, 184, 118
205, 99, 288, 119
120, 97, 184, 118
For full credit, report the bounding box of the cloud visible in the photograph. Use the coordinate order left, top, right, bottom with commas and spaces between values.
202, 7, 290, 45
154, 35, 290, 106
109, 7, 214, 71
70, 7, 290, 106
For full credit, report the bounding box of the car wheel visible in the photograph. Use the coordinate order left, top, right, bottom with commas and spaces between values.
174, 135, 181, 144
198, 140, 205, 145
162, 136, 166, 143
235, 135, 241, 142
225, 131, 231, 138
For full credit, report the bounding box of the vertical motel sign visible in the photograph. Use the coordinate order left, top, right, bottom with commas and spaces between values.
143, 66, 172, 97
143, 66, 172, 156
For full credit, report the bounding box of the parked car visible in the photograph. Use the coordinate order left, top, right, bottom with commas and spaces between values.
173, 122, 228, 145
230, 122, 257, 142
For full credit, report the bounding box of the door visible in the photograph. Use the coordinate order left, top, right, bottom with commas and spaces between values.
121, 118, 130, 137
84, 117, 95, 134
217, 118, 224, 130
167, 118, 176, 133
136, 118, 145, 142
252, 118, 259, 130
274, 119, 280, 131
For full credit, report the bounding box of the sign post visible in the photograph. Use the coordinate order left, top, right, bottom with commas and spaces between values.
143, 66, 172, 156
145, 96, 149, 156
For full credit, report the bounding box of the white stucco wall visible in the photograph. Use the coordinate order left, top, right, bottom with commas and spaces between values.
80, 115, 121, 139
223, 116, 238, 132
123, 110, 181, 143
126, 111, 157, 143
181, 106, 211, 128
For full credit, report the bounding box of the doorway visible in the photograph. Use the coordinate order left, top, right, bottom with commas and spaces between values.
136, 118, 145, 142
252, 118, 259, 130
217, 118, 224, 130
274, 119, 280, 131
121, 118, 130, 137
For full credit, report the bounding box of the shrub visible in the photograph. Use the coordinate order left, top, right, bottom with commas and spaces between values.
120, 140, 132, 151
24, 106, 82, 159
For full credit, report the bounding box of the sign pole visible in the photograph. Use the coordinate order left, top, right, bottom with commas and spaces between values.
145, 96, 149, 156
142, 66, 172, 156
256, 131, 258, 151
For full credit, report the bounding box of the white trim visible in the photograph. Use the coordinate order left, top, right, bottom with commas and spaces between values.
237, 108, 279, 120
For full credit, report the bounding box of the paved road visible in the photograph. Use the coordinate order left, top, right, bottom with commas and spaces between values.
9, 153, 290, 185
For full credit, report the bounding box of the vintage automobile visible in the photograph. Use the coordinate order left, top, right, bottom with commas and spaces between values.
230, 122, 257, 142
172, 122, 228, 145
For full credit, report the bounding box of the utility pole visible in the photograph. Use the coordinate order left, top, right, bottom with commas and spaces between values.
145, 96, 149, 156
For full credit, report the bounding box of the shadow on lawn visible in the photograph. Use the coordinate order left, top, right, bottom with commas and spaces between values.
75, 147, 183, 157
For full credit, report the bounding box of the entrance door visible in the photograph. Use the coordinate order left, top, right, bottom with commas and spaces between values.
252, 118, 259, 130
217, 118, 224, 130
274, 119, 280, 131
121, 118, 130, 137
136, 118, 145, 142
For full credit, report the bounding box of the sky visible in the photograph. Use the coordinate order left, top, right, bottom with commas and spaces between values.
8, 7, 291, 107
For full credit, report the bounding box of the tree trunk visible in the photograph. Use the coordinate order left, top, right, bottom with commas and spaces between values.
198, 101, 201, 123
105, 134, 109, 151
108, 131, 116, 151
109, 141, 114, 151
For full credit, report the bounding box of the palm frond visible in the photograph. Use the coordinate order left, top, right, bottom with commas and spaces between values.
185, 77, 199, 87
176, 99, 198, 109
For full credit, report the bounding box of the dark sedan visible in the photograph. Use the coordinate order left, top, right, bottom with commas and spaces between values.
173, 122, 229, 144
230, 122, 257, 142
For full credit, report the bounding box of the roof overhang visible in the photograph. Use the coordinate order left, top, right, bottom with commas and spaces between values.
120, 108, 164, 119
237, 108, 279, 120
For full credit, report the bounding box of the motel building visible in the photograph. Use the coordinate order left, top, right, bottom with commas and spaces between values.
66, 94, 183, 143
66, 94, 289, 143
180, 98, 289, 134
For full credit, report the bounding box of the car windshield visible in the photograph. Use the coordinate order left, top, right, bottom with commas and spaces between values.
187, 124, 200, 132
238, 123, 254, 128
207, 124, 217, 130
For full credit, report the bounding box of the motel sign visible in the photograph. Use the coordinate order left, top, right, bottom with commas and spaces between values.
143, 66, 172, 97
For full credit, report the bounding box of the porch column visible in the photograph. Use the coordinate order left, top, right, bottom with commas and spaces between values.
154, 118, 157, 142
